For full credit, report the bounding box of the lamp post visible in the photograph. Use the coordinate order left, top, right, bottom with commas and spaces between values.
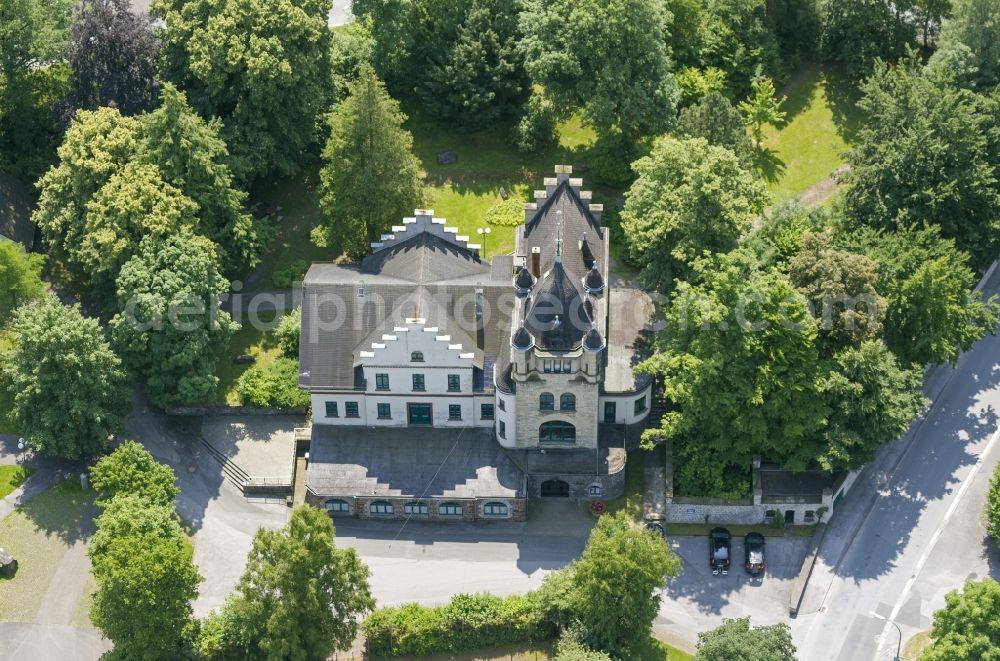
477, 226, 491, 255
16, 438, 25, 465
869, 611, 902, 661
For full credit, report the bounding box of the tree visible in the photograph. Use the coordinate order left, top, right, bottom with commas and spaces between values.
1, 294, 129, 459
819, 341, 926, 471
519, 0, 679, 141
0, 0, 73, 180
694, 618, 797, 661
635, 250, 827, 494
204, 505, 374, 659
110, 230, 237, 408
62, 0, 159, 118
786, 231, 885, 349
937, 0, 999, 89
739, 77, 786, 149
90, 441, 180, 508
819, 0, 914, 78
417, 0, 528, 127
841, 57, 1000, 270
152, 0, 334, 182
621, 136, 769, 293
845, 224, 999, 366
913, 0, 953, 48
79, 161, 199, 301
546, 511, 681, 658
89, 494, 201, 659
0, 241, 44, 319
923, 579, 1000, 661
329, 21, 375, 104
697, 0, 784, 98
236, 358, 310, 409
33, 107, 140, 281
675, 67, 727, 106
274, 308, 301, 357
676, 92, 754, 165
986, 463, 1000, 544
317, 65, 423, 258
139, 84, 259, 275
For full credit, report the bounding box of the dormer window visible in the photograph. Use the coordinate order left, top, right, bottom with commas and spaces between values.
411, 351, 424, 362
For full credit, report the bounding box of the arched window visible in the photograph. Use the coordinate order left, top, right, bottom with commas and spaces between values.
369, 501, 393, 515
540, 421, 576, 443
325, 499, 349, 513
539, 392, 554, 411
483, 502, 509, 516
411, 351, 424, 362
404, 501, 428, 516
439, 502, 463, 516
560, 393, 576, 411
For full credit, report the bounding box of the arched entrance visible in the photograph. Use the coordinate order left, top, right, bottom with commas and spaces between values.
540, 479, 570, 497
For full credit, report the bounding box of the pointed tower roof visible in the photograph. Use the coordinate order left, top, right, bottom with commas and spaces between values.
583, 262, 604, 294
513, 265, 535, 295
511, 322, 534, 351
583, 323, 606, 353
523, 259, 592, 351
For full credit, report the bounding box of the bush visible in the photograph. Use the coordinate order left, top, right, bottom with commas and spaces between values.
274, 309, 301, 358
235, 358, 309, 409
588, 132, 641, 188
513, 93, 558, 154
554, 628, 614, 661
986, 463, 1000, 544
271, 258, 309, 289
362, 593, 555, 657
485, 200, 524, 228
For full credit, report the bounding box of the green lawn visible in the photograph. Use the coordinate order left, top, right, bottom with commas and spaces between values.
214, 308, 287, 404
0, 466, 33, 500
605, 449, 646, 522
756, 64, 863, 205
0, 477, 94, 622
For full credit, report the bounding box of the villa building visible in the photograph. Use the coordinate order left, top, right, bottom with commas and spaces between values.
298, 166, 655, 522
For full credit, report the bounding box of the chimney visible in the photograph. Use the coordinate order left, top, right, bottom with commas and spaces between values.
531, 247, 541, 277
589, 203, 603, 224
524, 202, 538, 223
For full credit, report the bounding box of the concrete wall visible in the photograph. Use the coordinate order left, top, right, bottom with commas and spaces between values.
598, 383, 653, 425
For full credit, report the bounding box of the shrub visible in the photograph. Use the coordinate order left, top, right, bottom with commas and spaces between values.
274, 309, 301, 358
513, 93, 558, 153
271, 258, 309, 289
485, 200, 524, 228
235, 358, 309, 409
554, 628, 614, 661
986, 463, 1000, 544
362, 592, 555, 657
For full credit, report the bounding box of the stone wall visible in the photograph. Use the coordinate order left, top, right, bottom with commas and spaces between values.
525, 457, 626, 500
307, 493, 526, 522
169, 405, 308, 416
514, 372, 600, 449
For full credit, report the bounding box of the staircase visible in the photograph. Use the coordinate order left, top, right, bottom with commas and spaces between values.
647, 377, 668, 430
193, 432, 251, 492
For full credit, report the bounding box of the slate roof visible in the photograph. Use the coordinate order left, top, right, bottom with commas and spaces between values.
307, 425, 525, 498
522, 179, 604, 278
300, 221, 513, 391
522, 259, 593, 351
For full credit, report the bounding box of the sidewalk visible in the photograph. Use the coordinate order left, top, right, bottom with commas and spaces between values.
0, 468, 67, 521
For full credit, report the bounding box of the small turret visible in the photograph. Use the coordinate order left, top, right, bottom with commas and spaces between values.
513, 265, 535, 296
583, 262, 604, 294
511, 322, 535, 351
583, 323, 606, 353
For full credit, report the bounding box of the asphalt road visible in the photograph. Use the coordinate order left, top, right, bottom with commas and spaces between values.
792, 265, 1000, 661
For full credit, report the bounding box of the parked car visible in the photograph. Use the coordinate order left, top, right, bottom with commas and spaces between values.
744, 532, 766, 576
709, 527, 731, 575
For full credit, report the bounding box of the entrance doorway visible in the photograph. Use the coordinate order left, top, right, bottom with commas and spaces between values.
603, 401, 616, 423
540, 479, 570, 497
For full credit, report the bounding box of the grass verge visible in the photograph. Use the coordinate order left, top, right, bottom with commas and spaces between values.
0, 465, 34, 500
0, 477, 94, 622
388, 637, 691, 661
666, 522, 816, 538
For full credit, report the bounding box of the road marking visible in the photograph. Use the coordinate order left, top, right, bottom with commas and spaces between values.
873, 422, 1000, 660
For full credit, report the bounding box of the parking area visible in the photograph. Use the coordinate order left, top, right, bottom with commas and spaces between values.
656, 533, 812, 648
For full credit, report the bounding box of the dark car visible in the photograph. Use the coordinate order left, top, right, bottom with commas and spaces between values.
709, 527, 731, 575
744, 532, 766, 576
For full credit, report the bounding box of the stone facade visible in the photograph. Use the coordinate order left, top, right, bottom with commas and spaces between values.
526, 461, 626, 500
306, 492, 526, 523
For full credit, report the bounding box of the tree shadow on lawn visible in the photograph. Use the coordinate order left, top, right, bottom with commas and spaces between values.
772, 63, 824, 130
19, 477, 95, 546
753, 147, 787, 184
820, 67, 866, 145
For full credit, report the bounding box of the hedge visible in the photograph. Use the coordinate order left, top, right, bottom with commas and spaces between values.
362, 592, 556, 657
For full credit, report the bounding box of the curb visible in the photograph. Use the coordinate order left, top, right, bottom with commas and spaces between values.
789, 522, 827, 617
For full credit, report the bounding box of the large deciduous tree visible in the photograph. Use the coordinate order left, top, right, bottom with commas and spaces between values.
199, 505, 374, 660
697, 0, 784, 98
89, 494, 201, 659
842, 57, 1000, 270
845, 225, 999, 366
317, 65, 423, 259
152, 0, 334, 182
139, 84, 259, 275
1, 294, 129, 459
694, 618, 797, 661
110, 230, 236, 408
819, 0, 914, 78
519, 0, 679, 142
937, 0, 999, 89
676, 92, 754, 166
417, 0, 528, 127
33, 106, 140, 280
0, 241, 44, 318
536, 511, 681, 659
90, 441, 180, 508
923, 579, 1000, 661
62, 0, 159, 118
0, 0, 73, 180
621, 136, 768, 293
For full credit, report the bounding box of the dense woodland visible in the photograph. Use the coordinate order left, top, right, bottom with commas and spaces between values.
1, 0, 999, 658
